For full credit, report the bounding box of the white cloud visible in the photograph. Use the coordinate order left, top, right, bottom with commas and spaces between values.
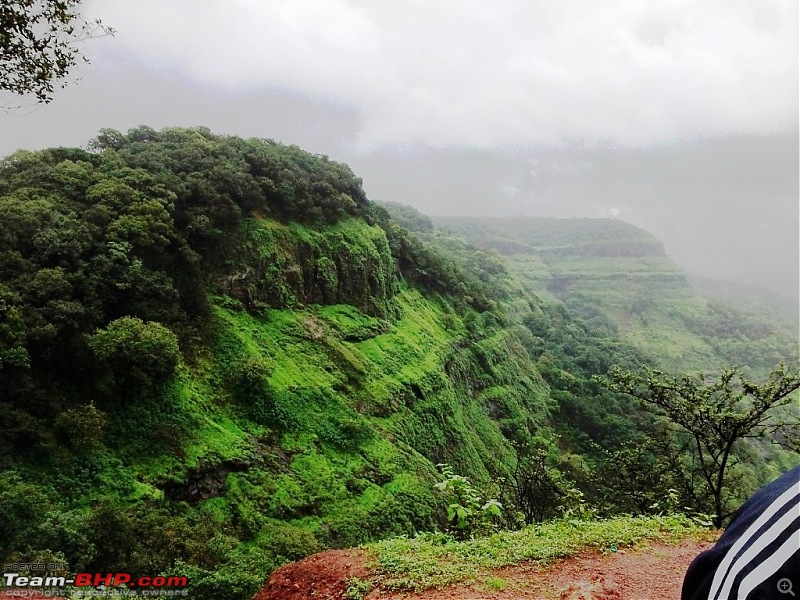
85, 0, 798, 150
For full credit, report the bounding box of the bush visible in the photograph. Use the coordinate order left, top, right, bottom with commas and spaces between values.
88, 316, 180, 396
54, 403, 108, 452
230, 359, 300, 429
259, 522, 321, 561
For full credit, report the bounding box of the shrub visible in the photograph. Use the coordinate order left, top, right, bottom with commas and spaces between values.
54, 403, 108, 452
433, 464, 502, 538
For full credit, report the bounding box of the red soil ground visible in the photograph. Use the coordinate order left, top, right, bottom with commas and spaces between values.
253, 548, 372, 600
254, 538, 715, 600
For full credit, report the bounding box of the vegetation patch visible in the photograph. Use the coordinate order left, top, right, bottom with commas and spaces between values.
369, 514, 711, 592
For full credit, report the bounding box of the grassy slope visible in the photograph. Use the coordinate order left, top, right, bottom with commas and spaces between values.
197, 286, 548, 524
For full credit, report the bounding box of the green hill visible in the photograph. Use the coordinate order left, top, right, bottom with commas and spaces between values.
0, 128, 558, 597
0, 129, 795, 599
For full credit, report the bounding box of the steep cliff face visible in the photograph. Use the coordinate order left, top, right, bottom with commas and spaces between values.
220, 218, 397, 316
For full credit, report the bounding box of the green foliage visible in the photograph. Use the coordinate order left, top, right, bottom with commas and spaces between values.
169, 543, 277, 600
258, 522, 321, 561
235, 217, 396, 315
501, 442, 584, 525
228, 358, 298, 429
589, 439, 673, 515
0, 1, 113, 104
0, 472, 57, 558
88, 316, 180, 396
484, 576, 508, 591
1, 131, 795, 600
0, 128, 389, 430
517, 299, 661, 496
344, 577, 374, 600
54, 403, 108, 452
377, 201, 434, 233
0, 284, 29, 369
371, 203, 505, 310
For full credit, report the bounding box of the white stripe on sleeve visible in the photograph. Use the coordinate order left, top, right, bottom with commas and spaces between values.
717, 501, 799, 600
736, 529, 800, 600
708, 483, 800, 600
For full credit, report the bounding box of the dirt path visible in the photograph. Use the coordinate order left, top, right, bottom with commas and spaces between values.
254, 538, 715, 600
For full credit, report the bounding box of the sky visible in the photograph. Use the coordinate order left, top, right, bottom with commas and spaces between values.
1, 0, 797, 298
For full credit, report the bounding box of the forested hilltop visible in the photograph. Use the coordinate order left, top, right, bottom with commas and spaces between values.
0, 127, 796, 599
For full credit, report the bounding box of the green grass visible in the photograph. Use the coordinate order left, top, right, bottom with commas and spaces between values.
484, 576, 508, 591
366, 514, 712, 592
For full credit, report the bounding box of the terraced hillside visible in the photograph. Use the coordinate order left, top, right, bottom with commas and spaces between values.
434, 216, 797, 374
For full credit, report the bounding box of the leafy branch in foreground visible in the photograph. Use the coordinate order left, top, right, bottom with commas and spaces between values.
599, 362, 800, 526
0, 0, 113, 104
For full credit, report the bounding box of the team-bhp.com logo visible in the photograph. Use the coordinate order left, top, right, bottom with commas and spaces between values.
3, 565, 189, 597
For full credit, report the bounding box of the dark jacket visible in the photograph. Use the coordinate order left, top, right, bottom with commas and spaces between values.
682, 465, 800, 600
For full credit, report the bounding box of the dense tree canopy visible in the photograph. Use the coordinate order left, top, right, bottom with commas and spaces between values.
0, 127, 378, 446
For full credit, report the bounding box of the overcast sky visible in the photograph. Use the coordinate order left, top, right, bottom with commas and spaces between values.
1, 0, 797, 297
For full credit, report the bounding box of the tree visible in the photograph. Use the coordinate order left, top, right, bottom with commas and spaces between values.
0, 1, 112, 104
501, 443, 582, 524
600, 363, 800, 526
